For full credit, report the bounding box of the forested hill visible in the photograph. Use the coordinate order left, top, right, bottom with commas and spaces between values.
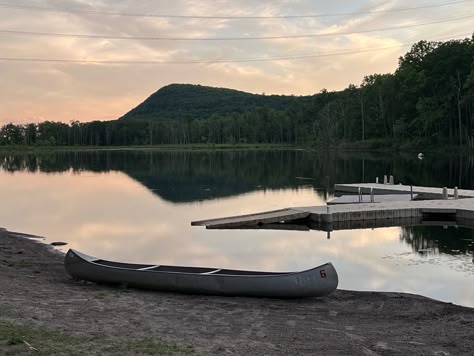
1, 36, 473, 149
119, 84, 311, 121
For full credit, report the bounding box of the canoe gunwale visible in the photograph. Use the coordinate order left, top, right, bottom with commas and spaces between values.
66, 249, 333, 278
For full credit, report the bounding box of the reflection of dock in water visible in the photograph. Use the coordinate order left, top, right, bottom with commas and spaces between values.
191, 183, 474, 232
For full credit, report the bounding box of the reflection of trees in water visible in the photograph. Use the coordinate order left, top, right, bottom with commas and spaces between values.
400, 225, 474, 256
1, 150, 474, 203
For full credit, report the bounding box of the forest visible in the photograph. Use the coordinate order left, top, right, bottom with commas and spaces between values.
1, 36, 474, 149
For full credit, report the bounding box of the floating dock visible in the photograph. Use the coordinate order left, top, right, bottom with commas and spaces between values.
191, 183, 474, 231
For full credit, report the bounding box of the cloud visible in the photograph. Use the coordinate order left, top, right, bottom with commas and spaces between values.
0, 0, 472, 123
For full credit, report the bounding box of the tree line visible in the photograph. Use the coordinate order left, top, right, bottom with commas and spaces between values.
1, 36, 473, 149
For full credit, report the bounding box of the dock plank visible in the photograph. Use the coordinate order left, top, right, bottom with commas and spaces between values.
191, 208, 310, 229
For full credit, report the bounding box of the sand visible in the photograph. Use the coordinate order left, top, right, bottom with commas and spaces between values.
0, 228, 473, 355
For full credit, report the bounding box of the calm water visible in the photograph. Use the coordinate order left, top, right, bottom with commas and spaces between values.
0, 150, 473, 306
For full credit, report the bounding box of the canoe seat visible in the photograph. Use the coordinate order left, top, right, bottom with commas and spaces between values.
138, 265, 160, 270
201, 269, 221, 275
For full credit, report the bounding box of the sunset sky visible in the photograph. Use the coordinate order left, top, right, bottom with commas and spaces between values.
0, 0, 473, 125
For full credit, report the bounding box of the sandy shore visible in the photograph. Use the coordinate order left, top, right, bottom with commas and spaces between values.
1, 228, 473, 355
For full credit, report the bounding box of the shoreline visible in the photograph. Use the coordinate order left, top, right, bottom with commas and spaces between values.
1, 228, 473, 355
0, 143, 471, 154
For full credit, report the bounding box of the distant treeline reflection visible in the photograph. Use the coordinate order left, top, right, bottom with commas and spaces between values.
400, 225, 473, 256
1, 150, 474, 204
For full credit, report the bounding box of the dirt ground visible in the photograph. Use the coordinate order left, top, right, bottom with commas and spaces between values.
1, 228, 473, 356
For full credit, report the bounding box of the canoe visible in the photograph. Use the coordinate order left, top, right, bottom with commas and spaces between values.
64, 249, 338, 298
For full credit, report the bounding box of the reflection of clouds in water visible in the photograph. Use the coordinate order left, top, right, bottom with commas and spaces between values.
76, 222, 173, 240
347, 228, 399, 248
0, 170, 473, 307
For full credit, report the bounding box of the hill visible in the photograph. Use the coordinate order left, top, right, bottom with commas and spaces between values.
1, 37, 472, 148
118, 83, 311, 121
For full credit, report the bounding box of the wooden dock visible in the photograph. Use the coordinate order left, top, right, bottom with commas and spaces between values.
191, 183, 474, 231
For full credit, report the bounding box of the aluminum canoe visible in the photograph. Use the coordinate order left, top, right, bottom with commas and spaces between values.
64, 249, 338, 298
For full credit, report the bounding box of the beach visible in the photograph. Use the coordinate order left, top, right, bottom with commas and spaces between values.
1, 227, 473, 355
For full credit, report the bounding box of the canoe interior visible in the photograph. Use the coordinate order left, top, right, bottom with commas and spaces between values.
93, 259, 288, 275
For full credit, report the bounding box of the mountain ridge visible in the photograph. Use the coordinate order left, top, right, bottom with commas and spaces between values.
119, 83, 312, 121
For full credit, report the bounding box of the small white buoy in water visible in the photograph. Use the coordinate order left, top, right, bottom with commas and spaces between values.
418, 153, 424, 160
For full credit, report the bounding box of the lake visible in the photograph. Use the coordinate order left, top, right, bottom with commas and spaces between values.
0, 149, 473, 306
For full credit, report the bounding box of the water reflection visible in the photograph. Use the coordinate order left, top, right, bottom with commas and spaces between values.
2, 150, 474, 202
0, 150, 473, 306
1, 149, 473, 257
401, 225, 474, 255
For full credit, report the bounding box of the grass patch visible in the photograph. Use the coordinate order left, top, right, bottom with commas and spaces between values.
0, 320, 195, 356
94, 292, 107, 300
4, 328, 23, 346
0, 305, 13, 316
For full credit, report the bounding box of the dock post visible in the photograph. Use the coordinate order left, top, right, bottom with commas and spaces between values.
358, 187, 362, 203
370, 187, 374, 202
454, 187, 459, 199
389, 175, 394, 185
442, 187, 448, 200
383, 175, 388, 184
376, 177, 379, 184
410, 185, 413, 200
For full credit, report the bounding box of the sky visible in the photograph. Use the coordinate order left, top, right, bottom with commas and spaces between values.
0, 0, 473, 124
